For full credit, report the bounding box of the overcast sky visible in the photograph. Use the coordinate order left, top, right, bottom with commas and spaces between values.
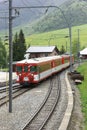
0, 0, 8, 3
0, 0, 68, 4
0, 0, 5, 3
0, 0, 4, 2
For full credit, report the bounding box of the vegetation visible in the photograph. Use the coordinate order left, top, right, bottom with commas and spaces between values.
77, 62, 87, 130
0, 23, 87, 69
1, 0, 87, 35
0, 38, 7, 69
60, 45, 66, 54
25, 24, 87, 51
21, 0, 87, 34
72, 39, 79, 60
13, 29, 26, 61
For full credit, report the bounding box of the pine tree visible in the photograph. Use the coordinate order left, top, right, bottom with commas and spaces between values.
60, 45, 66, 54
13, 29, 26, 61
0, 38, 7, 68
13, 32, 19, 61
18, 29, 26, 60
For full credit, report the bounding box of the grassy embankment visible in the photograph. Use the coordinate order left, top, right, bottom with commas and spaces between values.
77, 61, 87, 130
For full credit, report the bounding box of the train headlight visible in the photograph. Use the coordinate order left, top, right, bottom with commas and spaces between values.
16, 76, 19, 81
24, 77, 29, 81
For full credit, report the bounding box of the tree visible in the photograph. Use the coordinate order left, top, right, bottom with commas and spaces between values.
72, 39, 80, 60
13, 29, 26, 61
13, 32, 19, 61
18, 29, 26, 60
72, 39, 78, 60
0, 38, 7, 68
60, 45, 66, 54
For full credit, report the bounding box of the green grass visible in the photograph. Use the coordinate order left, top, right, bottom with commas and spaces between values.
26, 28, 69, 48
25, 24, 87, 50
1, 23, 87, 50
77, 61, 87, 130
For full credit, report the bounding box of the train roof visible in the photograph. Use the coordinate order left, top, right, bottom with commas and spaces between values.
16, 56, 62, 64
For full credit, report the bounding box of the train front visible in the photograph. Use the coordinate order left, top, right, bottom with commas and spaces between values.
16, 61, 38, 86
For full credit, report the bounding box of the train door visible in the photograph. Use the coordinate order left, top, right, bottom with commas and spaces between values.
51, 60, 55, 74
51, 60, 55, 68
38, 66, 40, 80
62, 57, 64, 64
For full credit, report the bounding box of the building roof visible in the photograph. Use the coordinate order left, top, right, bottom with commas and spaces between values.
80, 48, 87, 55
26, 46, 57, 53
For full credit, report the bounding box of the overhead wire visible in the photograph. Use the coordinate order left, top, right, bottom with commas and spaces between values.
21, 0, 46, 15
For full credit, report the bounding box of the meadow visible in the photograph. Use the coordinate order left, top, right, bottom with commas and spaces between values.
77, 61, 87, 130
25, 24, 87, 50
0, 23, 87, 51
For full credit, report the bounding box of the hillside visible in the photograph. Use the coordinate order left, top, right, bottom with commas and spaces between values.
27, 0, 87, 34
1, 0, 87, 35
11, 0, 87, 35
0, 0, 68, 30
25, 23, 87, 50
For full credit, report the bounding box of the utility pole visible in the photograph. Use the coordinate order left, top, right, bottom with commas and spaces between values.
9, 0, 13, 113
66, 41, 67, 52
78, 29, 80, 64
69, 26, 72, 72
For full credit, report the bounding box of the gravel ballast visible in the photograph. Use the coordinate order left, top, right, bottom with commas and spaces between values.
0, 81, 49, 130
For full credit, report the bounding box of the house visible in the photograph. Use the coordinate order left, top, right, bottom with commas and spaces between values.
80, 48, 87, 59
26, 46, 59, 58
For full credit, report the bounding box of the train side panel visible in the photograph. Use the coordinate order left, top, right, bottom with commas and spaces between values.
51, 57, 63, 74
29, 61, 52, 83
61, 55, 71, 69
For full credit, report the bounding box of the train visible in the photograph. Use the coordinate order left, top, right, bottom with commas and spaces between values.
15, 55, 74, 86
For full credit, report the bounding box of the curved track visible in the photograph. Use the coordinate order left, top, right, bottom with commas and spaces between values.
23, 74, 61, 130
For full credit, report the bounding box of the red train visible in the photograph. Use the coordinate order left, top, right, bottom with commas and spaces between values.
16, 55, 74, 86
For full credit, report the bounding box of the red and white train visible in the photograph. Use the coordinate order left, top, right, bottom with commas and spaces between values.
16, 55, 74, 86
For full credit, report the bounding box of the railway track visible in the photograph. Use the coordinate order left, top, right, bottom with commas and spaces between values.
0, 79, 16, 88
0, 83, 23, 93
23, 74, 61, 130
0, 85, 30, 107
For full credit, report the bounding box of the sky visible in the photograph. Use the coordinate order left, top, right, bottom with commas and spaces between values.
0, 0, 5, 3
0, 0, 8, 3
0, 0, 4, 2
0, 0, 68, 4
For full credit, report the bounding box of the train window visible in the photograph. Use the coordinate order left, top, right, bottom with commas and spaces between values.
24, 66, 28, 72
30, 66, 37, 72
16, 66, 22, 72
39, 63, 51, 72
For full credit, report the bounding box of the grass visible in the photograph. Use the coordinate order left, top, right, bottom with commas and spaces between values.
25, 24, 87, 50
26, 28, 69, 48
1, 23, 87, 50
77, 61, 87, 130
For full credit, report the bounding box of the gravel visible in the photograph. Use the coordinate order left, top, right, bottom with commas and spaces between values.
0, 80, 49, 130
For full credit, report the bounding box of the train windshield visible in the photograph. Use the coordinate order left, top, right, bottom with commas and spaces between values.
24, 66, 28, 72
16, 66, 22, 72
30, 66, 37, 72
